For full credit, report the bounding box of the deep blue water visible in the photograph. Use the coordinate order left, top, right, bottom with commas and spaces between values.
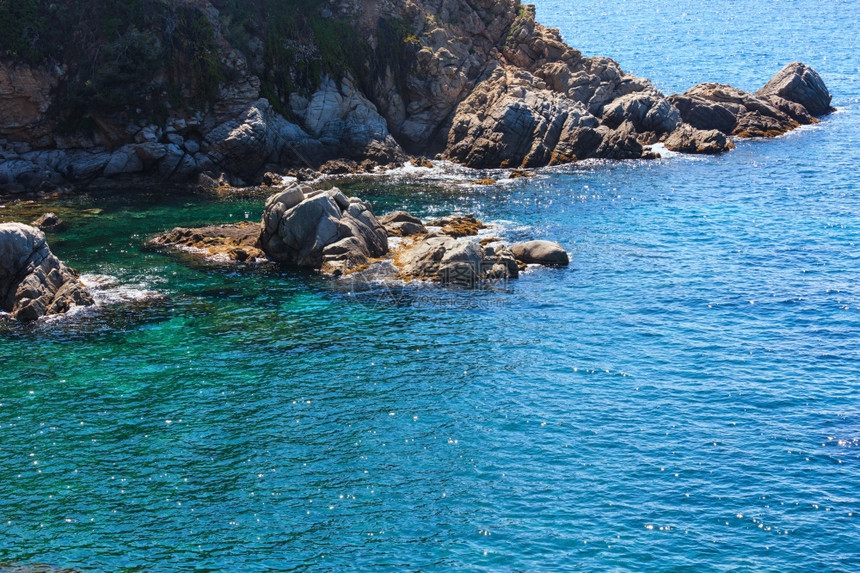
2, 0, 859, 571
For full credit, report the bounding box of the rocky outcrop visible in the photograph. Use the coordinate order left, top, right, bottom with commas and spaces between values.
0, 223, 94, 321
395, 232, 519, 285
668, 63, 831, 140
0, 64, 57, 147
147, 223, 265, 262
149, 185, 571, 291
259, 184, 388, 275
669, 83, 800, 138
441, 11, 680, 168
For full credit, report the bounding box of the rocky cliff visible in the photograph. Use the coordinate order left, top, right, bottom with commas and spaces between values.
0, 0, 832, 193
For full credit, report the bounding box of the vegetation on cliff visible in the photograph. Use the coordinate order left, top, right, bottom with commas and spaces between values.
1, 0, 223, 131
0, 0, 417, 132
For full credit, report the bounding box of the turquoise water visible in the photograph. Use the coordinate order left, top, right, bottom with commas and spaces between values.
2, 0, 860, 570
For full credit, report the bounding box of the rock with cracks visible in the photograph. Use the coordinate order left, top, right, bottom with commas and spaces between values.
259, 184, 388, 276
0, 223, 93, 321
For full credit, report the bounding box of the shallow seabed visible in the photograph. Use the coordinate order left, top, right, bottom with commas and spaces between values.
2, 0, 859, 571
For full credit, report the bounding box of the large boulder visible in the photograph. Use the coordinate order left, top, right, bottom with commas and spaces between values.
757, 62, 833, 116
669, 83, 800, 137
259, 184, 388, 275
510, 240, 570, 266
0, 223, 94, 321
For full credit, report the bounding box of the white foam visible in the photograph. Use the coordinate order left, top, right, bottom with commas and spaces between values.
649, 143, 679, 158
79, 274, 161, 306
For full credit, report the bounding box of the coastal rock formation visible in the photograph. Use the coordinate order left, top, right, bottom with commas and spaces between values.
150, 186, 570, 288
757, 62, 833, 116
259, 184, 389, 275
0, 2, 835, 192
0, 223, 94, 321
441, 10, 681, 168
395, 232, 520, 285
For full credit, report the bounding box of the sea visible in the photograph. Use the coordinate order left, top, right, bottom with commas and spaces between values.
1, 0, 859, 570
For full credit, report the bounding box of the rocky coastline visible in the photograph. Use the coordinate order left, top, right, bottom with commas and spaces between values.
0, 1, 833, 196
0, 0, 836, 321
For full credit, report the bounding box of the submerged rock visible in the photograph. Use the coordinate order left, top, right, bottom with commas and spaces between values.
0, 223, 93, 321
426, 214, 486, 238
32, 212, 65, 232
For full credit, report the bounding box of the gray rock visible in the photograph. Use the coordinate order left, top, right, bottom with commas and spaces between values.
664, 124, 734, 155
133, 142, 169, 163
58, 151, 111, 181
183, 139, 201, 155
165, 133, 184, 147
134, 126, 161, 144
259, 185, 388, 274
103, 145, 144, 176
378, 211, 427, 237
601, 92, 681, 134
396, 233, 460, 280
594, 121, 643, 160
438, 240, 485, 286
756, 62, 833, 116
207, 99, 322, 180
0, 223, 93, 321
510, 240, 570, 266
395, 232, 519, 284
